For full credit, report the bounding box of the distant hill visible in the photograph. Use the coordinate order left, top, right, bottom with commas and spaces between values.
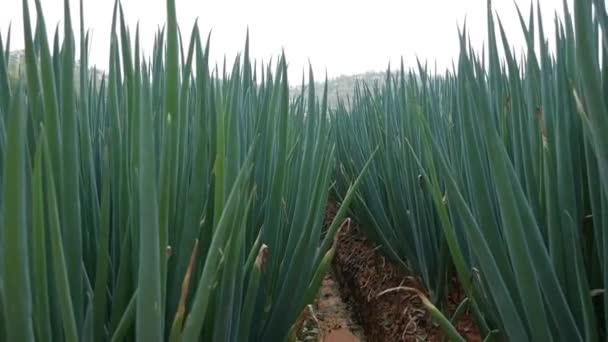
6, 50, 25, 83
6, 50, 384, 109
6, 50, 105, 90
290, 71, 387, 109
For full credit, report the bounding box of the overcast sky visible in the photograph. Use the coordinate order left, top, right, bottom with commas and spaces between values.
2, 0, 572, 83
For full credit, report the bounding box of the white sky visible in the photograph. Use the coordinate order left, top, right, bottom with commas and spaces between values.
2, 0, 572, 83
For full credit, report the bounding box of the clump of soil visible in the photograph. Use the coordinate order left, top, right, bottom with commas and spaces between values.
327, 202, 481, 342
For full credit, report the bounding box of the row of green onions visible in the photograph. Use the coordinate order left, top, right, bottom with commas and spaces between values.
0, 0, 373, 341
334, 0, 608, 340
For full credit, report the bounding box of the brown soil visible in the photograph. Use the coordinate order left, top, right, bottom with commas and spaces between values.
327, 202, 481, 342
295, 270, 366, 342
324, 329, 360, 342
316, 272, 366, 342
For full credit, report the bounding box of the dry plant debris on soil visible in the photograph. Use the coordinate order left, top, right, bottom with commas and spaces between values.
298, 203, 481, 342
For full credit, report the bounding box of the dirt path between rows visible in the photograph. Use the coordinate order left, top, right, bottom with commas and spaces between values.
296, 202, 481, 341
315, 271, 366, 342
294, 269, 365, 342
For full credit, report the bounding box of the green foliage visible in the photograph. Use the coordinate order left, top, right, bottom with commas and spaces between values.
0, 0, 371, 341
4, 0, 607, 341
334, 67, 451, 304
334, 0, 608, 340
